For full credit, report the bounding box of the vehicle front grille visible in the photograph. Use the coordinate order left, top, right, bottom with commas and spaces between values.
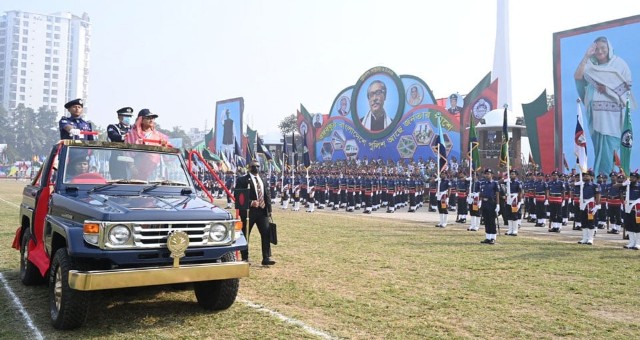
133, 223, 209, 247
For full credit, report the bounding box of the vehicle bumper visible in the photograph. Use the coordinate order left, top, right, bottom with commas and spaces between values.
68, 261, 249, 291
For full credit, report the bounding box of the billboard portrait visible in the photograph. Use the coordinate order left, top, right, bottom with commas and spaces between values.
554, 15, 640, 176
351, 66, 404, 139
214, 97, 244, 159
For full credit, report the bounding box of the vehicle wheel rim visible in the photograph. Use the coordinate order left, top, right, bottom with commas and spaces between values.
54, 267, 62, 311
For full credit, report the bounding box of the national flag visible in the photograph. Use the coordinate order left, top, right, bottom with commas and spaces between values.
620, 94, 633, 175
204, 129, 215, 153
302, 131, 311, 169
499, 106, 509, 168
468, 116, 480, 171
613, 150, 624, 176
256, 135, 273, 161
574, 100, 588, 173
431, 113, 448, 173
291, 132, 298, 168
562, 153, 569, 171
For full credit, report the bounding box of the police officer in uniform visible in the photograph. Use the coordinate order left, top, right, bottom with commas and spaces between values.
479, 168, 500, 244
107, 107, 134, 179
59, 98, 95, 140
606, 174, 624, 235
577, 170, 601, 245
547, 170, 566, 232
504, 169, 523, 236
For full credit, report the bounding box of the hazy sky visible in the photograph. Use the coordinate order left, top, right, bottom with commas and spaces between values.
3, 0, 639, 136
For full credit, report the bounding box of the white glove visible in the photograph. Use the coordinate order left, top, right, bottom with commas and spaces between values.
70, 128, 81, 136
466, 177, 472, 181
623, 180, 630, 186
544, 200, 549, 206
436, 192, 443, 200
495, 205, 500, 214
466, 196, 473, 205
517, 201, 524, 209
561, 200, 565, 207
505, 178, 511, 183
574, 181, 584, 186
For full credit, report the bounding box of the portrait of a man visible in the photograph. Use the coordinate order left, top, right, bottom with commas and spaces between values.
407, 85, 423, 106
337, 97, 350, 116
447, 94, 463, 116
360, 80, 392, 132
313, 113, 323, 128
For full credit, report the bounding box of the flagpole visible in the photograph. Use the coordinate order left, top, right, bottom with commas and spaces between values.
505, 104, 511, 198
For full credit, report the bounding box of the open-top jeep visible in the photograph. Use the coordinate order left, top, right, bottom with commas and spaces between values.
12, 140, 249, 329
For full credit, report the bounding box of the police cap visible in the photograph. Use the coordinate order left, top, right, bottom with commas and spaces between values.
484, 168, 493, 174
117, 107, 134, 116
551, 170, 559, 176
64, 98, 83, 109
449, 93, 458, 100
510, 169, 518, 175
631, 171, 640, 178
137, 109, 158, 119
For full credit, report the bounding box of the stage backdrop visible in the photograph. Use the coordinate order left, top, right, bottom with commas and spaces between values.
299, 66, 461, 163
554, 15, 640, 175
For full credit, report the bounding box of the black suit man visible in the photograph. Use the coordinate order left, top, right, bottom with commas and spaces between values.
236, 161, 276, 266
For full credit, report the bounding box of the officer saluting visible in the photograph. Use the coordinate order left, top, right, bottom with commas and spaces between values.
107, 107, 134, 142
479, 168, 500, 244
59, 98, 95, 140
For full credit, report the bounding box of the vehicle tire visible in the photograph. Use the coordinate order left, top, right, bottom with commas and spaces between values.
49, 248, 91, 330
193, 252, 240, 310
19, 229, 44, 285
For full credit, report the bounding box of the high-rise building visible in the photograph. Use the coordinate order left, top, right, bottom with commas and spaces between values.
0, 10, 90, 113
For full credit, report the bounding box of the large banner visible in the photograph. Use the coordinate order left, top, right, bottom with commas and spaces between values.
554, 15, 639, 175
214, 97, 244, 161
300, 66, 461, 163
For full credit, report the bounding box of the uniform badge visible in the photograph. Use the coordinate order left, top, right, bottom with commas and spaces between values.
472, 98, 491, 119
621, 129, 633, 148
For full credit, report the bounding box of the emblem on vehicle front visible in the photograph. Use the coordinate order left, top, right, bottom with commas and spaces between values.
167, 230, 189, 267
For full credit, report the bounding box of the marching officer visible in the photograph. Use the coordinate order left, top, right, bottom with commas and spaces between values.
59, 98, 95, 140
435, 172, 451, 228
479, 168, 500, 244
577, 170, 601, 245
505, 169, 523, 236
607, 174, 624, 235
547, 170, 566, 232
533, 172, 549, 227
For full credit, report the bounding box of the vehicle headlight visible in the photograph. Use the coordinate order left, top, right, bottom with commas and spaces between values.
108, 225, 131, 245
209, 224, 228, 242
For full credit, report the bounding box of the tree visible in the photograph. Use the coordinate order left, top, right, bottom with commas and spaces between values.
278, 114, 297, 136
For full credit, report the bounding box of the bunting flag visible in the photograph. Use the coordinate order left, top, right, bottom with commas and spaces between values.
282, 134, 289, 170
574, 100, 588, 173
613, 150, 624, 176
432, 113, 448, 173
468, 116, 480, 171
562, 153, 569, 171
499, 106, 509, 168
256, 135, 273, 161
291, 132, 298, 168
302, 131, 311, 169
621, 94, 633, 176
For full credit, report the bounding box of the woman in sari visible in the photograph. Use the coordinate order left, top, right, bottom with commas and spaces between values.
574, 36, 635, 176
124, 109, 168, 179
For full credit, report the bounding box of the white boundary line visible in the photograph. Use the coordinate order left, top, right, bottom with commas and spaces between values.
240, 299, 338, 340
0, 273, 44, 340
0, 196, 20, 208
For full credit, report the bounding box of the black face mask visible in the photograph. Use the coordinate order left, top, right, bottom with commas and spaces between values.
249, 166, 259, 175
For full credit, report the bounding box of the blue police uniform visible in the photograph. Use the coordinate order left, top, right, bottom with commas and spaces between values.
479, 173, 500, 243
59, 116, 95, 141
623, 176, 640, 249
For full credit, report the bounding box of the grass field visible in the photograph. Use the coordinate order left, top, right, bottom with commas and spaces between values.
1, 178, 639, 339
